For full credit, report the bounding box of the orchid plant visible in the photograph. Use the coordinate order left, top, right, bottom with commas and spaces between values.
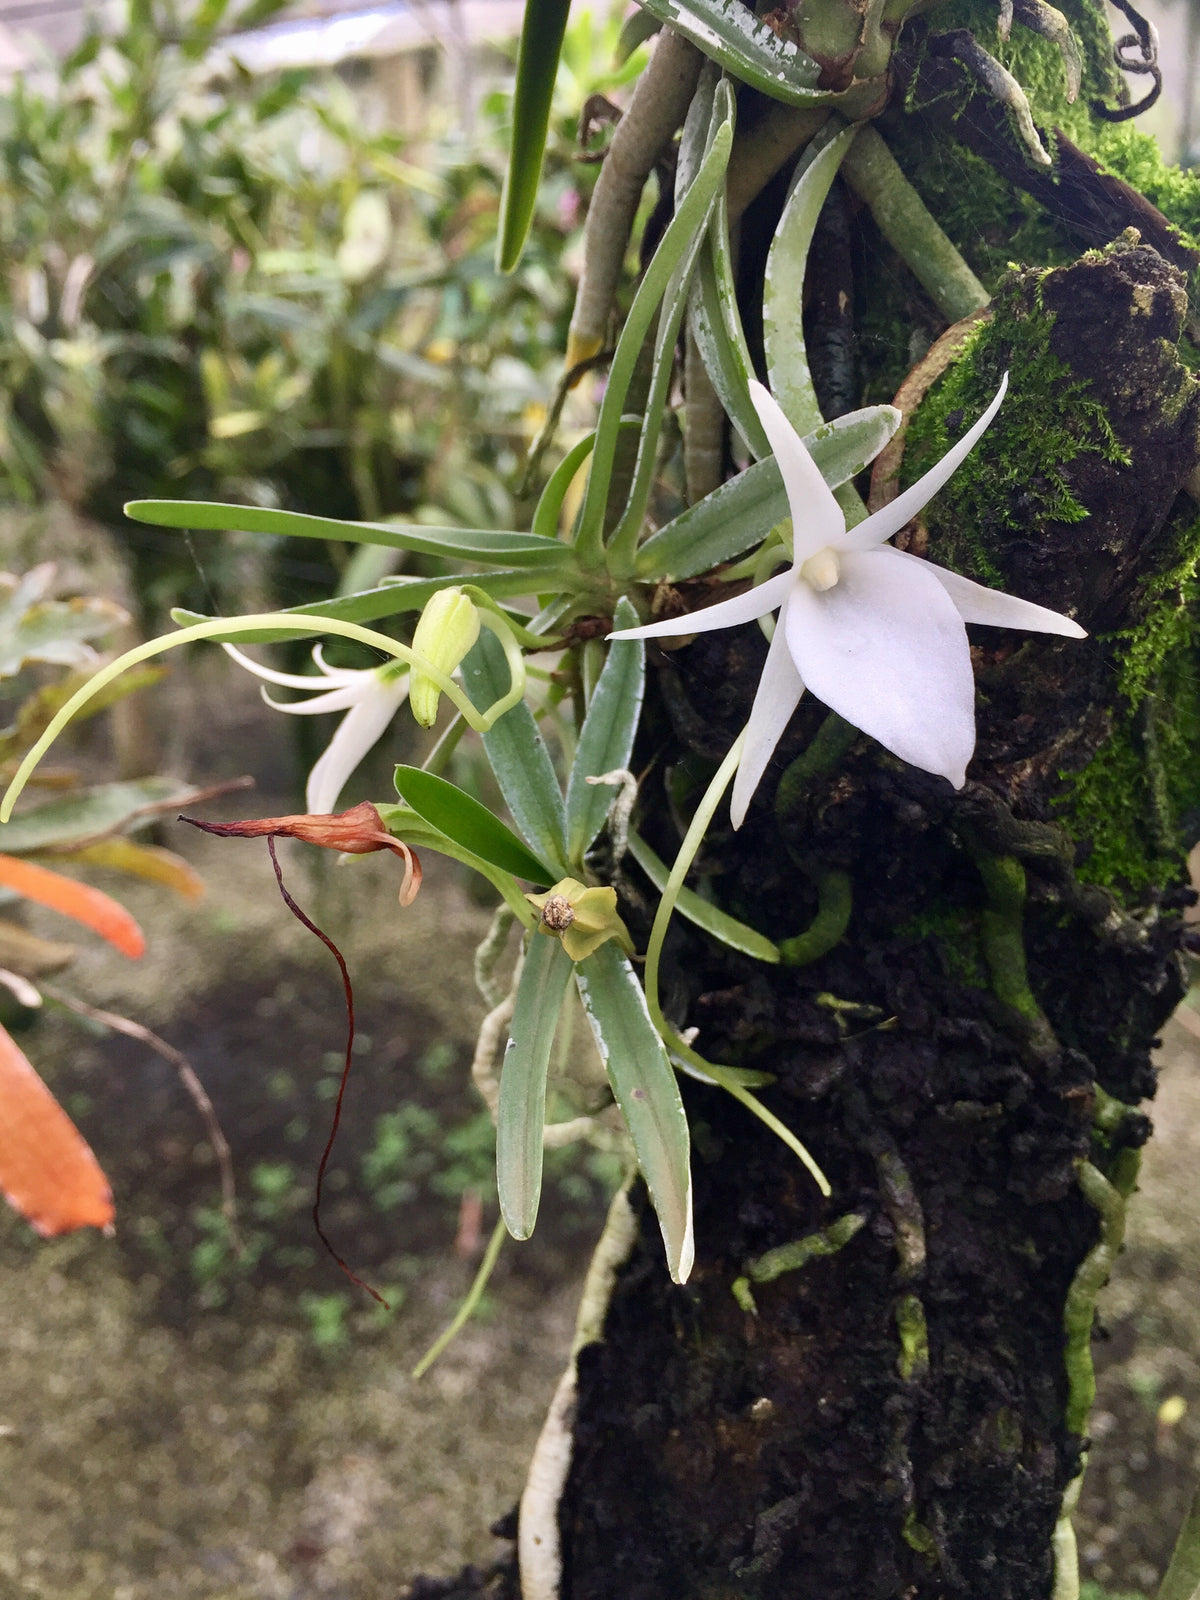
0, 87, 1088, 1296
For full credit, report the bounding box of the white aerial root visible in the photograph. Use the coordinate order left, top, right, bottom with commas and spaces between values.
518, 1182, 639, 1600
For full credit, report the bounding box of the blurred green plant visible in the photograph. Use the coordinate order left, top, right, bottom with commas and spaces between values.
0, 0, 605, 621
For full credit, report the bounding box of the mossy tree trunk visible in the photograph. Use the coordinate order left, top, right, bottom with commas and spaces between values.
557, 240, 1200, 1600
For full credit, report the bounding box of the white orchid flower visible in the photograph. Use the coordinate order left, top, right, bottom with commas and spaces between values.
224, 643, 408, 815
611, 373, 1086, 828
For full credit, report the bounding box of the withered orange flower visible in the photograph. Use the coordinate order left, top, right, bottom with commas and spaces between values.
181, 801, 421, 905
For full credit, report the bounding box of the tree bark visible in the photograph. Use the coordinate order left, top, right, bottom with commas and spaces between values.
559, 241, 1200, 1599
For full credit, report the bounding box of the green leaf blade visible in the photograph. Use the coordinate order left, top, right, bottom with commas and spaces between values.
125, 499, 568, 569
497, 0, 573, 273
576, 942, 694, 1283
497, 932, 574, 1237
636, 404, 901, 579
634, 0, 825, 103
625, 829, 780, 962
460, 628, 570, 878
393, 766, 554, 886
564, 603, 645, 868
764, 124, 859, 436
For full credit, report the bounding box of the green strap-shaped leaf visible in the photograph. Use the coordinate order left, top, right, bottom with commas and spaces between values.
125, 499, 568, 569
764, 123, 859, 436
377, 803, 534, 924
635, 404, 901, 578
496, 0, 573, 273
394, 766, 554, 886
460, 628, 570, 878
497, 932, 574, 1238
564, 598, 645, 867
688, 143, 770, 460
0, 778, 198, 853
574, 114, 733, 565
634, 0, 823, 104
575, 942, 693, 1283
625, 829, 780, 963
604, 90, 734, 572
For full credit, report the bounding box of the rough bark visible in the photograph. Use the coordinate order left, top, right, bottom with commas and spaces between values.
558, 241, 1200, 1599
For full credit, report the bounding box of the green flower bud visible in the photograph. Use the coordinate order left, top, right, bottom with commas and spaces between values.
409, 587, 480, 728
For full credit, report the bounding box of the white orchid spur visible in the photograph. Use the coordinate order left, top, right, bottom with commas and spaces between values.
611, 374, 1086, 829
225, 643, 408, 815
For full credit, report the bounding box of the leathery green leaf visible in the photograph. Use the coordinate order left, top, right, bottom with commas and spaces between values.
575, 942, 694, 1282
625, 829, 780, 963
460, 627, 570, 878
575, 117, 732, 565
126, 499, 568, 569
497, 0, 572, 272
394, 766, 554, 886
565, 598, 644, 865
377, 804, 535, 925
764, 124, 859, 436
633, 0, 823, 103
497, 932, 574, 1237
635, 404, 901, 578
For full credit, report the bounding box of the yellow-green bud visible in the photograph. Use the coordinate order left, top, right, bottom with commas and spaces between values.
409, 587, 480, 727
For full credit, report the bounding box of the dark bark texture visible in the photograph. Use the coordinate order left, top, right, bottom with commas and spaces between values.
559, 243, 1200, 1598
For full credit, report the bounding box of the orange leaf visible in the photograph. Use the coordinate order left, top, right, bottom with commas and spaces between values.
0, 1021, 114, 1236
0, 852, 145, 957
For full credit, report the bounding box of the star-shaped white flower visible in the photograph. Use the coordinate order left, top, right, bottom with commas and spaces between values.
611, 373, 1086, 828
225, 643, 409, 815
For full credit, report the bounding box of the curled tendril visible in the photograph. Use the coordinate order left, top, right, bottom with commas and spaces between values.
1091, 0, 1162, 121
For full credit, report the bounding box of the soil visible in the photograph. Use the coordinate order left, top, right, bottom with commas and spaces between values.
0, 657, 591, 1600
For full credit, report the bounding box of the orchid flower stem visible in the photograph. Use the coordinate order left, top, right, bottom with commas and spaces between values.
643, 731, 745, 1029
839, 125, 989, 324
411, 1215, 508, 1379
640, 729, 831, 1195
667, 1022, 832, 1195
477, 610, 528, 720
1, 612, 526, 820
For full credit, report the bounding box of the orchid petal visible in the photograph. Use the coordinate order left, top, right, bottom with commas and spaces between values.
260, 684, 366, 715
899, 553, 1087, 637
837, 373, 1009, 553
305, 676, 409, 815
747, 379, 845, 564
730, 602, 805, 830
609, 571, 794, 643
223, 642, 358, 690
784, 547, 975, 787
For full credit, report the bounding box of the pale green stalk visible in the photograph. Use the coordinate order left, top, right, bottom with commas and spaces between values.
411, 1216, 507, 1378
2, 612, 525, 821
641, 730, 830, 1196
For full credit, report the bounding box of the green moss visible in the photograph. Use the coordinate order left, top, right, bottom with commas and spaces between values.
893, 903, 987, 985
901, 284, 1125, 582
890, 0, 1200, 306
1057, 510, 1200, 891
